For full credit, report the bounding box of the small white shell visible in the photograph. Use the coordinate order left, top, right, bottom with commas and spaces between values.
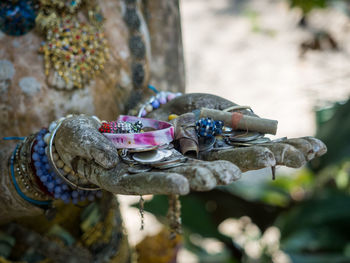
48, 122, 57, 132
44, 133, 51, 144
56, 160, 64, 169
63, 165, 72, 174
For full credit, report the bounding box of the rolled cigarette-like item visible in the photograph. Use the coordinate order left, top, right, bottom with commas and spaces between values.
199, 108, 278, 135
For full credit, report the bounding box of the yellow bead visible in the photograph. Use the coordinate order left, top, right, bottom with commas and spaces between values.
168, 114, 179, 121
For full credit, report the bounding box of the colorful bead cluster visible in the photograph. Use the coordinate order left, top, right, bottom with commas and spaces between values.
0, 0, 38, 36
33, 128, 102, 204
99, 121, 143, 134
196, 118, 224, 138
39, 19, 108, 89
138, 89, 182, 117
35, 0, 107, 89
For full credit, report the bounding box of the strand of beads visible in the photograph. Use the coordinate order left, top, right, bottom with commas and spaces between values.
33, 125, 102, 204
138, 87, 182, 117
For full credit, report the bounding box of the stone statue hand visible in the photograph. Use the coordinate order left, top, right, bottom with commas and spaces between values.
147, 93, 327, 173
54, 115, 241, 195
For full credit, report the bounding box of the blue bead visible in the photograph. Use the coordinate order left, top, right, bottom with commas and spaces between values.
55, 178, 63, 184
40, 175, 48, 183
54, 192, 61, 199
54, 186, 62, 194
47, 182, 55, 189
96, 191, 103, 198
36, 169, 43, 177
45, 164, 51, 170
71, 191, 78, 198
72, 198, 78, 204
33, 145, 39, 152
37, 140, 45, 147
62, 184, 69, 191
32, 152, 39, 161
79, 195, 86, 202
38, 147, 45, 155
42, 156, 48, 163
151, 100, 160, 109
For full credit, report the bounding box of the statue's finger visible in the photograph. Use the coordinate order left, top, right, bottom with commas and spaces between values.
260, 143, 306, 168
73, 159, 189, 195
167, 165, 217, 191
188, 160, 241, 185
201, 146, 276, 172
302, 136, 327, 157
281, 138, 315, 161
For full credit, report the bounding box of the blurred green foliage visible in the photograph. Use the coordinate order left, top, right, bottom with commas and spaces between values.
289, 0, 327, 14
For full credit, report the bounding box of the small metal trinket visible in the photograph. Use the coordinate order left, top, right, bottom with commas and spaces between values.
128, 164, 152, 174
211, 139, 232, 151
198, 137, 216, 152
226, 131, 263, 142
132, 150, 165, 164
160, 149, 173, 159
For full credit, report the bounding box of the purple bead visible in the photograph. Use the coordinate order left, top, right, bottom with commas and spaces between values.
159, 97, 167, 104
167, 93, 176, 101
141, 109, 147, 117
151, 100, 160, 109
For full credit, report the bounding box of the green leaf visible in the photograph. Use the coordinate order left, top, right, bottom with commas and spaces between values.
290, 0, 327, 14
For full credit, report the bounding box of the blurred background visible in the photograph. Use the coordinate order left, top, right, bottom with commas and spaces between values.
122, 0, 350, 262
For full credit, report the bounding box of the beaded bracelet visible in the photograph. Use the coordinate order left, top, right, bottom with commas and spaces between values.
10, 142, 52, 208
45, 116, 101, 191
33, 127, 102, 204
137, 86, 182, 117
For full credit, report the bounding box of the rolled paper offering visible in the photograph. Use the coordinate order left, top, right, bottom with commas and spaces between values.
199, 108, 278, 135
171, 113, 199, 157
